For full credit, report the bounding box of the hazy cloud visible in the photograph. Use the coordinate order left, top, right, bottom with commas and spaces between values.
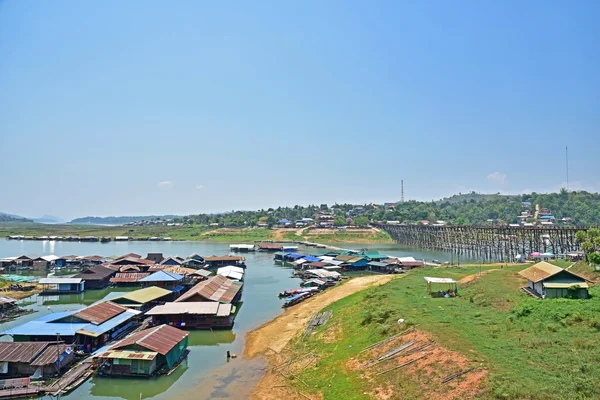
487, 172, 507, 185
195, 185, 205, 190
158, 181, 172, 186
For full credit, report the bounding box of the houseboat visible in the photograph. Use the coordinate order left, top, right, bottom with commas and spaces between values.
146, 302, 235, 329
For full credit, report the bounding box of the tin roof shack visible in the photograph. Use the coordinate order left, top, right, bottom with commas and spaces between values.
345, 257, 369, 270
160, 257, 183, 266
361, 250, 388, 261
217, 266, 244, 281
147, 302, 235, 329
0, 296, 18, 312
97, 325, 189, 377
0, 342, 75, 379
138, 271, 184, 292
519, 262, 590, 299
109, 273, 151, 286
3, 302, 140, 352
38, 278, 84, 294
145, 253, 164, 264
183, 254, 205, 268
111, 287, 173, 312
204, 255, 246, 268
74, 265, 116, 289
425, 277, 458, 298
176, 275, 243, 304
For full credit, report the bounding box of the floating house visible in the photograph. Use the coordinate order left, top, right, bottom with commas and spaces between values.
229, 244, 256, 252
0, 296, 18, 312
38, 277, 84, 294
3, 302, 140, 351
519, 262, 590, 299
97, 325, 189, 377
138, 271, 184, 291
204, 255, 246, 268
184, 254, 205, 267
74, 265, 117, 289
109, 272, 151, 286
145, 253, 164, 263
176, 275, 242, 304
111, 287, 173, 311
360, 250, 388, 261
302, 269, 341, 280
0, 342, 76, 379
189, 269, 213, 281
159, 257, 183, 266
217, 266, 244, 281
147, 302, 235, 329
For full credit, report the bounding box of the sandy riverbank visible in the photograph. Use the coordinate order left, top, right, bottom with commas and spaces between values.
243, 275, 395, 399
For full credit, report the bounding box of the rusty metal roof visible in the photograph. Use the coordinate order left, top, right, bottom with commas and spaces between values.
518, 262, 563, 283
109, 273, 150, 283
204, 255, 246, 262
31, 344, 71, 366
175, 275, 242, 304
74, 265, 115, 280
98, 350, 157, 360
146, 302, 232, 316
0, 342, 48, 363
112, 325, 188, 355
73, 301, 127, 325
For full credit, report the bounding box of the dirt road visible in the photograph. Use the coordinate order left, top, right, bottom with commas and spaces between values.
244, 274, 395, 358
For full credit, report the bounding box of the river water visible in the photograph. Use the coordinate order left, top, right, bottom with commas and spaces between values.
0, 239, 458, 399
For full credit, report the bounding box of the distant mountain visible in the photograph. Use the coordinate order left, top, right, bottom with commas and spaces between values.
33, 215, 64, 224
70, 215, 179, 225
0, 212, 32, 223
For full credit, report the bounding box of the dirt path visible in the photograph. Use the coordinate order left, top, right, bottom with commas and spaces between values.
459, 269, 498, 284
244, 275, 395, 359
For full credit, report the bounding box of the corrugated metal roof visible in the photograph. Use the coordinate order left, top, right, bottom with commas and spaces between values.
112, 287, 172, 305
162, 266, 198, 275
31, 344, 71, 366
0, 342, 48, 362
367, 261, 388, 268
176, 275, 242, 304
146, 302, 232, 316
75, 309, 140, 338
138, 271, 184, 282
73, 301, 127, 325
98, 350, 157, 360
74, 265, 115, 281
0, 295, 17, 305
112, 325, 188, 355
518, 262, 563, 283
39, 277, 83, 284
110, 272, 150, 283
191, 269, 212, 278
204, 255, 245, 262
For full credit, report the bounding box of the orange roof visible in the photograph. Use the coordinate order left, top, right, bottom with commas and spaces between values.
112, 325, 188, 355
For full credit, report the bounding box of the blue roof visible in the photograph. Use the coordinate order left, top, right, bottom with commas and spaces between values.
523, 202, 532, 205
286, 293, 308, 302
279, 219, 291, 223
1, 307, 139, 338
139, 271, 183, 282
285, 253, 304, 259
302, 256, 322, 262
540, 216, 556, 219
171, 285, 185, 293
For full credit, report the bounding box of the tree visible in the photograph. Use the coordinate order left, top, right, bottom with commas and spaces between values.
576, 231, 588, 244
354, 216, 369, 227
581, 241, 595, 255
589, 252, 600, 266
333, 216, 346, 227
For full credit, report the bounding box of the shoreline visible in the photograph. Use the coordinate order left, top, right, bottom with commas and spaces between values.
242, 275, 396, 399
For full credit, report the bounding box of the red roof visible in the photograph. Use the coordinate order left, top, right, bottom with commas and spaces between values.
112, 325, 188, 355
73, 301, 127, 325
110, 273, 150, 283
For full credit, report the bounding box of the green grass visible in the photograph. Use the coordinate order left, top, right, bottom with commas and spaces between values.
282, 266, 600, 399
549, 259, 574, 268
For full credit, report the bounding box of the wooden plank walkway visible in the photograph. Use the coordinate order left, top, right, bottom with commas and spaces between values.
44, 361, 94, 396
0, 388, 39, 399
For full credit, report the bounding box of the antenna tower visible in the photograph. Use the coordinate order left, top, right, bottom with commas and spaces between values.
401, 180, 404, 202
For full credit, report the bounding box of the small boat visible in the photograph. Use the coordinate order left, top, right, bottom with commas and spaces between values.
278, 288, 318, 298
283, 292, 313, 308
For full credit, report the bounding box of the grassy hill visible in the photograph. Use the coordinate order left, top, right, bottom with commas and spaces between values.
275, 265, 600, 399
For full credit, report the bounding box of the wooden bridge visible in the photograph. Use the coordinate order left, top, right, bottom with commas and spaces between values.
377, 224, 585, 262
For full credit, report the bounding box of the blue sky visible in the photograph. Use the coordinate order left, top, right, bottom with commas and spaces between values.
1, 0, 598, 219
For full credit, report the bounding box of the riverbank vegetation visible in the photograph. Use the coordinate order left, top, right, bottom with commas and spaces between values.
264, 264, 600, 399
0, 223, 392, 244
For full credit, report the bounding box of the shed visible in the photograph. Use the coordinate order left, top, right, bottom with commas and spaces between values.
74, 265, 117, 289
0, 342, 75, 378
97, 325, 188, 376
518, 262, 590, 299
111, 287, 173, 311
146, 302, 235, 329
176, 275, 242, 304
38, 277, 84, 294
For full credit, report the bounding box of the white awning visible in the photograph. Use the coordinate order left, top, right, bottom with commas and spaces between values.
424, 277, 457, 284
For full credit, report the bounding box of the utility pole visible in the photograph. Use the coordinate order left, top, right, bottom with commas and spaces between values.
401, 180, 404, 203
565, 145, 569, 191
